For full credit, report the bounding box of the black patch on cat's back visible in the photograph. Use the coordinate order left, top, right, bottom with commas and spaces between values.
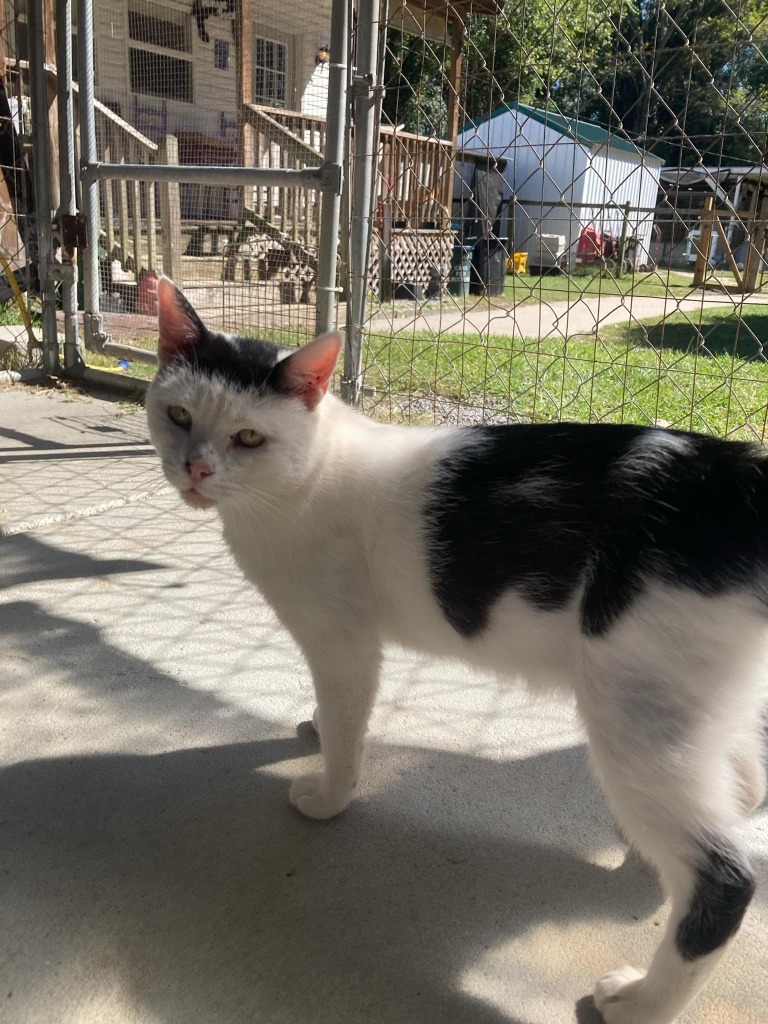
170, 329, 286, 392
423, 423, 636, 636
676, 839, 755, 960
423, 423, 768, 637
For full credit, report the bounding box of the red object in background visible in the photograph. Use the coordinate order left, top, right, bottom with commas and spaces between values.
577, 226, 602, 264
137, 269, 159, 316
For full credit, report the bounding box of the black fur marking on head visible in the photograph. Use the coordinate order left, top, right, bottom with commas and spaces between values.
162, 326, 288, 393
423, 422, 768, 637
676, 838, 755, 960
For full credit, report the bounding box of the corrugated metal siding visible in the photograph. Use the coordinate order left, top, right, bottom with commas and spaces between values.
581, 149, 661, 266
457, 108, 661, 268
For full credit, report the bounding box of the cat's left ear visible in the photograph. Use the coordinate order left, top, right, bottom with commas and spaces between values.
157, 276, 206, 365
276, 332, 343, 410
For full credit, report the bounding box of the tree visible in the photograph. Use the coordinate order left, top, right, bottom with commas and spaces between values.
381, 0, 768, 167
579, 0, 768, 165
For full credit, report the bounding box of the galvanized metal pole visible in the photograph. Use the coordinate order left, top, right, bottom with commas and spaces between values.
28, 0, 59, 372
56, 0, 84, 373
77, 0, 110, 352
342, 0, 381, 405
315, 0, 348, 339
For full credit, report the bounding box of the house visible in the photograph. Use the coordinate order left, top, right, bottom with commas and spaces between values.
656, 165, 768, 273
93, 0, 331, 139
456, 102, 663, 270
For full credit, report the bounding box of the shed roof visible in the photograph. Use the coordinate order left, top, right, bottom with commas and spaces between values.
462, 102, 662, 163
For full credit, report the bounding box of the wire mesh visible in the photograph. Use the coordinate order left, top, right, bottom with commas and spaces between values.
85, 0, 337, 365
360, 0, 768, 441
2, 0, 340, 377
4, 0, 768, 433
0, 0, 42, 372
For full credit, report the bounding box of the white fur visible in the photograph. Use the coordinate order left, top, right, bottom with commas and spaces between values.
147, 377, 767, 1024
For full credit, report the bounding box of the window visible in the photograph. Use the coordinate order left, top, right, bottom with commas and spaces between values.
253, 36, 287, 107
129, 7, 192, 103
214, 39, 229, 71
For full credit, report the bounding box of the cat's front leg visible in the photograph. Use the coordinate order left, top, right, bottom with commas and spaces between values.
290, 637, 382, 820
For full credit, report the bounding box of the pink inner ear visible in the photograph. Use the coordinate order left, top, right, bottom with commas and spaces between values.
280, 332, 343, 409
157, 277, 204, 363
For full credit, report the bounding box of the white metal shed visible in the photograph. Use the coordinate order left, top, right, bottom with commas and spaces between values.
457, 102, 663, 269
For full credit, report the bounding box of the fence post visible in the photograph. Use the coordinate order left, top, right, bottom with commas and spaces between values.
315, 0, 348, 338
77, 0, 110, 353
617, 200, 631, 277
28, 0, 59, 372
343, 0, 380, 404
692, 196, 715, 288
56, 0, 85, 374
159, 135, 182, 283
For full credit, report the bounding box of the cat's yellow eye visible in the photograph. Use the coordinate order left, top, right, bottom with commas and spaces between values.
235, 428, 266, 448
168, 405, 192, 428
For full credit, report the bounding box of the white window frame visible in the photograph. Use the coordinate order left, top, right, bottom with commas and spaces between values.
253, 34, 290, 108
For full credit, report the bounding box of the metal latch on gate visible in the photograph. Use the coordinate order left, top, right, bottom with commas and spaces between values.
61, 214, 88, 252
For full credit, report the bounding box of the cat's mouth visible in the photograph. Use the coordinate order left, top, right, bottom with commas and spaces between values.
181, 486, 217, 509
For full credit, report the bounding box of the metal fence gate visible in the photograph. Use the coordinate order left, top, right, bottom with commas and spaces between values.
2, 0, 350, 382
2, 0, 768, 443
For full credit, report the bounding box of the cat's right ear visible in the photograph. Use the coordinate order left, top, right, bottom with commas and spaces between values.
157, 276, 205, 365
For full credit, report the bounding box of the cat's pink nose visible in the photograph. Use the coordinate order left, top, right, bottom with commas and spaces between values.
186, 459, 215, 483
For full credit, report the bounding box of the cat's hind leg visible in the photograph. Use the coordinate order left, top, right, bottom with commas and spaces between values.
579, 649, 758, 1024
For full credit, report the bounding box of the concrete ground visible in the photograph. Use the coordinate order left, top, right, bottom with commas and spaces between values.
0, 382, 766, 1024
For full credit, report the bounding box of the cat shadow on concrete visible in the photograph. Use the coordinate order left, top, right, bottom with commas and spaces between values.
0, 597, 666, 1024
1, 733, 665, 1024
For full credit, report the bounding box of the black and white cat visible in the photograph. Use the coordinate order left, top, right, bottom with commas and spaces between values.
146, 278, 766, 1024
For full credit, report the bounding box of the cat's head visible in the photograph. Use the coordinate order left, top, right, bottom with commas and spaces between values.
146, 277, 343, 510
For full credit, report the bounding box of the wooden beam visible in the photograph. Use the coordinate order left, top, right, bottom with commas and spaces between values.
43, 0, 60, 209
446, 17, 464, 145
236, 0, 254, 209
742, 186, 765, 293
711, 214, 743, 288
692, 196, 714, 288
243, 105, 323, 166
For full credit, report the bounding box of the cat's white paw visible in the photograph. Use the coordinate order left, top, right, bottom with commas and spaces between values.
311, 706, 320, 733
594, 966, 668, 1024
289, 772, 352, 819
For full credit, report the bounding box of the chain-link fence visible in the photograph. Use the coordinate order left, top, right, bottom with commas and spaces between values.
358, 0, 768, 441
1, 0, 346, 380
3, 0, 768, 442
0, 0, 41, 372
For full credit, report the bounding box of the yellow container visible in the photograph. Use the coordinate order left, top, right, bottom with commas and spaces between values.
513, 252, 528, 274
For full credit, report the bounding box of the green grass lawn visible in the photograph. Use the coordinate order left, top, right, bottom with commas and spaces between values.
79, 299, 768, 441
502, 268, 697, 305
363, 305, 768, 439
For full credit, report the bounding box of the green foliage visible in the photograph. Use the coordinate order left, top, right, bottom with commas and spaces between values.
383, 0, 768, 165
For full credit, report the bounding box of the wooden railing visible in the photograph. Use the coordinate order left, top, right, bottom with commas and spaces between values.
376, 126, 453, 228
242, 104, 326, 245
86, 93, 161, 275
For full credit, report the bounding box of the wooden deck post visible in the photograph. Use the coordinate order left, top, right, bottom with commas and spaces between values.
742, 186, 766, 294
446, 17, 465, 146
43, 0, 60, 209
158, 135, 182, 283
692, 196, 715, 288
236, 0, 254, 212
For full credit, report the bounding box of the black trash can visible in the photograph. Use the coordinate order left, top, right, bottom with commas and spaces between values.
470, 235, 509, 296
